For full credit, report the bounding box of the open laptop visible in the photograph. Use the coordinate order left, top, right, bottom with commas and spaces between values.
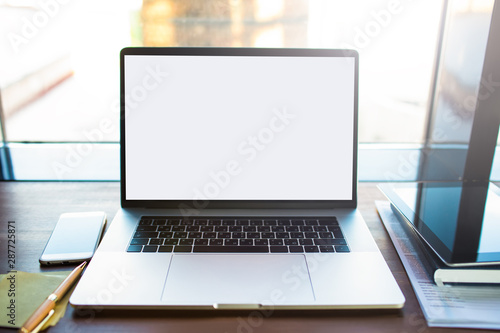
70, 47, 404, 309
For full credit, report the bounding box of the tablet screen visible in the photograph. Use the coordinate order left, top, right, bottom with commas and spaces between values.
380, 182, 500, 266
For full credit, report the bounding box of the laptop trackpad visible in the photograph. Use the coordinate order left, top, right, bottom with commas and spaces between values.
161, 254, 315, 306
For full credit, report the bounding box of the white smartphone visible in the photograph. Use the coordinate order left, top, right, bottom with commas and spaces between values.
39, 212, 107, 265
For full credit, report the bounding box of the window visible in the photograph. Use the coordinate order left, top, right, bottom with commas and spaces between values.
0, 0, 497, 180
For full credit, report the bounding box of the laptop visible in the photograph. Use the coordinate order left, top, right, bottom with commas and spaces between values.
70, 47, 405, 309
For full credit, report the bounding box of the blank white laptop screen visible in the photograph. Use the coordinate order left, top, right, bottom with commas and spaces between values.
124, 54, 355, 201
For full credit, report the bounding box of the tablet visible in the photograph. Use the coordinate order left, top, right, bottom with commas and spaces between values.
379, 182, 500, 267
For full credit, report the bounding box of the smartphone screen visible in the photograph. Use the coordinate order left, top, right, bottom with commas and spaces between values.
39, 212, 106, 265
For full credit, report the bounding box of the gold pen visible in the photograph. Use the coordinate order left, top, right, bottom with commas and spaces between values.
20, 261, 87, 333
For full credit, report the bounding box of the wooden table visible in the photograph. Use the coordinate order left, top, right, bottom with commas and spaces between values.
0, 182, 495, 333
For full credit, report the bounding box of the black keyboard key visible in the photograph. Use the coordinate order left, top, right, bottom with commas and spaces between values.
304, 245, 319, 252
158, 226, 171, 232
225, 239, 239, 246
131, 238, 148, 245
289, 246, 304, 253
250, 219, 263, 226
319, 245, 335, 253
232, 232, 245, 238
204, 232, 217, 238
159, 232, 173, 238
276, 232, 289, 239
215, 226, 228, 232
158, 246, 173, 252
236, 219, 249, 226
194, 219, 208, 226
262, 232, 274, 238
194, 239, 209, 246
243, 226, 256, 232
304, 232, 318, 239
137, 225, 157, 231
208, 219, 221, 226
180, 219, 194, 226
290, 232, 304, 239
188, 232, 203, 239
179, 239, 194, 246
174, 246, 192, 252
164, 239, 178, 245
264, 219, 277, 226
134, 231, 158, 239
284, 239, 298, 246
299, 239, 314, 245
247, 232, 260, 239
210, 239, 224, 246
200, 226, 214, 232
153, 219, 166, 226
229, 226, 242, 232
305, 219, 319, 226
167, 219, 180, 226
222, 219, 236, 226
277, 219, 291, 226
333, 230, 345, 239
186, 225, 200, 232
174, 232, 188, 238
270, 239, 283, 246
219, 232, 232, 239
143, 245, 158, 252
271, 226, 285, 232
291, 219, 305, 226
139, 219, 153, 226
300, 226, 314, 232
193, 246, 268, 253
335, 245, 350, 252
172, 226, 186, 232
286, 226, 299, 232
314, 226, 328, 232
257, 226, 271, 232
314, 238, 332, 245
319, 232, 333, 239
255, 239, 269, 246
319, 218, 338, 226
149, 239, 163, 245
314, 238, 347, 246
127, 245, 142, 252
240, 239, 254, 246
270, 246, 288, 253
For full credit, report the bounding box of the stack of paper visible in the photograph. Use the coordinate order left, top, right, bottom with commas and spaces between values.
376, 201, 500, 329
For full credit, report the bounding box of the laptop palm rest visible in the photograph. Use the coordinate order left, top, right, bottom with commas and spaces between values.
161, 254, 315, 306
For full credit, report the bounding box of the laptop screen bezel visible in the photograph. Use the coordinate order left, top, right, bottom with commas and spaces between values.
120, 47, 358, 209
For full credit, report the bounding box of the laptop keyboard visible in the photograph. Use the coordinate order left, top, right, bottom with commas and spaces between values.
126, 217, 349, 254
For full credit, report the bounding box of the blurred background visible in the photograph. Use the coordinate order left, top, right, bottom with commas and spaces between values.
0, 0, 497, 180
0, 0, 445, 142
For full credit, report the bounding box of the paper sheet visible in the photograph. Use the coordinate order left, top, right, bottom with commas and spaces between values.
0, 270, 71, 330
376, 200, 500, 329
